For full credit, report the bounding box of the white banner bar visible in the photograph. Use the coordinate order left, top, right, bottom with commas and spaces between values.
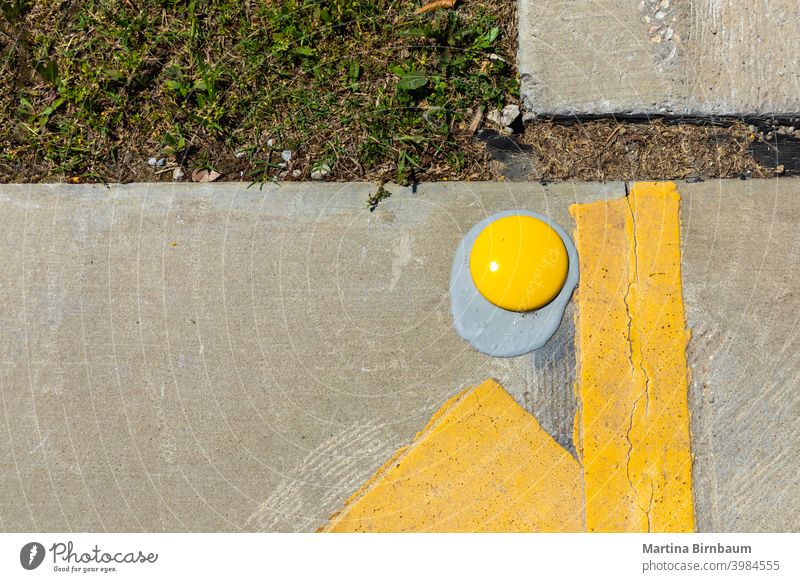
1, 533, 797, 581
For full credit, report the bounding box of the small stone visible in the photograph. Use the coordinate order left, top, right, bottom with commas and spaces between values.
157, 158, 166, 167
281, 149, 292, 163
235, 150, 247, 158
311, 163, 331, 180
266, 138, 275, 147
172, 167, 185, 181
292, 169, 302, 178
486, 108, 503, 127
500, 104, 520, 128
488, 53, 507, 63
655, 10, 666, 20
147, 157, 158, 167
191, 169, 221, 183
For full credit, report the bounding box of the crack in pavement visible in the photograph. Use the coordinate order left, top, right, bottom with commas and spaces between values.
624, 190, 655, 530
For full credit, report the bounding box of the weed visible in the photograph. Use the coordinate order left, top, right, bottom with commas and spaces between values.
367, 182, 392, 211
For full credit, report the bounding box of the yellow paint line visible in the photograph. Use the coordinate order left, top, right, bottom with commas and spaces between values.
570, 181, 694, 532
322, 379, 584, 532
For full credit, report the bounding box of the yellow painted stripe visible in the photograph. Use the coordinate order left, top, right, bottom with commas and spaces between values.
322, 379, 584, 532
570, 182, 694, 532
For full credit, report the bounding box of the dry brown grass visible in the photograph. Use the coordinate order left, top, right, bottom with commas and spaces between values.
521, 119, 768, 181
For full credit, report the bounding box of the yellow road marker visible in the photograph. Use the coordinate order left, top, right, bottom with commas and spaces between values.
322, 379, 584, 532
570, 182, 694, 532
469, 214, 570, 312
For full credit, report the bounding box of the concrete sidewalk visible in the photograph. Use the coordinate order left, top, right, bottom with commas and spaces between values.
518, 0, 800, 116
0, 180, 798, 532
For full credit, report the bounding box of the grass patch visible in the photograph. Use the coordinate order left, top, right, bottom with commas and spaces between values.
0, 0, 518, 184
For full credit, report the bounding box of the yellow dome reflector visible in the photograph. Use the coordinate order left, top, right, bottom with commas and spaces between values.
469, 215, 568, 312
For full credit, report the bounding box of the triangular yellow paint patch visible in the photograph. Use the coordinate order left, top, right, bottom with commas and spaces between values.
322, 379, 584, 532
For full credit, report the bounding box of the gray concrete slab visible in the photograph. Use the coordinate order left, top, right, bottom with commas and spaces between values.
518, 1, 800, 116
0, 181, 614, 532
0, 179, 797, 532
681, 178, 800, 531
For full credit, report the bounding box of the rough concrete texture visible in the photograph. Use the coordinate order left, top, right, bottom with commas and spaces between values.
518, 1, 800, 116
0, 180, 797, 532
681, 179, 800, 531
